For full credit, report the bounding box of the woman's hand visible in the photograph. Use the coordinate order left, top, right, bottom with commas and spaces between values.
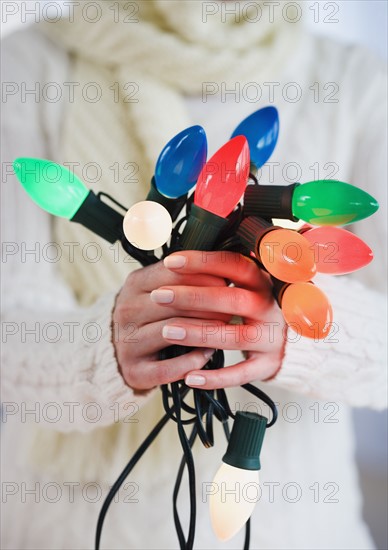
156, 251, 287, 389
114, 250, 286, 392
112, 257, 229, 392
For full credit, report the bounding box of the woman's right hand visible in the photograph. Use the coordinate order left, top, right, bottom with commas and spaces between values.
112, 257, 229, 392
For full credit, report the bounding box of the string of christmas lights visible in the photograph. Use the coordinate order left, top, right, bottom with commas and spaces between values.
13, 106, 379, 550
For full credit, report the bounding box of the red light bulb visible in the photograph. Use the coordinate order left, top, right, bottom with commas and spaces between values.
301, 226, 373, 275
194, 136, 250, 217
280, 282, 333, 340
180, 136, 250, 250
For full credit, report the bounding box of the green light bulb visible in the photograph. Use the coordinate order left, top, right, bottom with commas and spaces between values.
292, 180, 379, 225
13, 158, 89, 219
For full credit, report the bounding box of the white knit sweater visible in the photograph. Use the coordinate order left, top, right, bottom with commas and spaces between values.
1, 26, 387, 550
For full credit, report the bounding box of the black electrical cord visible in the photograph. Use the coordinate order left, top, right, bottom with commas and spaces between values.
95, 193, 278, 550
96, 356, 277, 550
172, 382, 197, 550
95, 412, 170, 550
173, 424, 198, 549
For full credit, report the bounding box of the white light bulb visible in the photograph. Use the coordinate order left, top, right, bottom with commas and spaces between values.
123, 201, 172, 251
209, 462, 259, 541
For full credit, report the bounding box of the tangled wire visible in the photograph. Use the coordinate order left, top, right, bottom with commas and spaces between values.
95, 185, 278, 550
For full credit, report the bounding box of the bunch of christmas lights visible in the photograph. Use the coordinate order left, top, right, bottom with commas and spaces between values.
13, 106, 378, 550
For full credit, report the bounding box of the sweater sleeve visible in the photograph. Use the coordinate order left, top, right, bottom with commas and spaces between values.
269, 47, 387, 410
1, 28, 154, 431
269, 274, 387, 409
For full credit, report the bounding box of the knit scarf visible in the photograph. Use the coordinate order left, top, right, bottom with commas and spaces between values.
40, 0, 301, 304
31, 1, 301, 481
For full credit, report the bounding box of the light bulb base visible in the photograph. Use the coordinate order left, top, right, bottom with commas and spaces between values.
237, 216, 275, 254
146, 178, 187, 222
71, 191, 124, 243
180, 204, 228, 251
249, 163, 258, 178
222, 411, 267, 471
271, 276, 290, 306
243, 183, 300, 221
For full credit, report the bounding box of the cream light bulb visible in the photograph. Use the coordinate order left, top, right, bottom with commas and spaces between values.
210, 462, 260, 541
208, 412, 268, 542
123, 200, 172, 250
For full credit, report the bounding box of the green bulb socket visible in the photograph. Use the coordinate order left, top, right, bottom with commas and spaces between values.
243, 183, 300, 221
71, 191, 124, 244
146, 177, 188, 222
222, 411, 268, 471
179, 204, 228, 251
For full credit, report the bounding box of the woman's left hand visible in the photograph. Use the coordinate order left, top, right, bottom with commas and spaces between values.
151, 251, 287, 389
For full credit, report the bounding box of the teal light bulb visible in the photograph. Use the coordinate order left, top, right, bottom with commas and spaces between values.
13, 158, 89, 219
292, 180, 379, 225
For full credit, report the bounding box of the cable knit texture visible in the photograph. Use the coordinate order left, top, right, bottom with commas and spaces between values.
21, 0, 300, 483
1, 4, 387, 548
38, 0, 301, 305
271, 275, 387, 408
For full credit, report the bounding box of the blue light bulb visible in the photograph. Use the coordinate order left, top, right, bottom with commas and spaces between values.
231, 106, 279, 169
154, 125, 207, 198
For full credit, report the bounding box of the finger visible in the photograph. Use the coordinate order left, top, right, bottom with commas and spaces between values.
117, 273, 229, 326
160, 318, 278, 353
132, 260, 227, 292
150, 285, 272, 317
118, 292, 232, 326
143, 305, 232, 324
124, 348, 216, 390
184, 354, 279, 390
164, 251, 270, 291
115, 316, 219, 358
139, 304, 232, 325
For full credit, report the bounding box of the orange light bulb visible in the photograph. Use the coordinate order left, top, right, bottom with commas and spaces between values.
281, 282, 333, 340
259, 229, 316, 283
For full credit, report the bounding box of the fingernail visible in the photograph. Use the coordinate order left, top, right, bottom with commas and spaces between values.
162, 325, 186, 340
150, 289, 174, 304
164, 255, 187, 269
186, 374, 206, 386
203, 348, 216, 360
